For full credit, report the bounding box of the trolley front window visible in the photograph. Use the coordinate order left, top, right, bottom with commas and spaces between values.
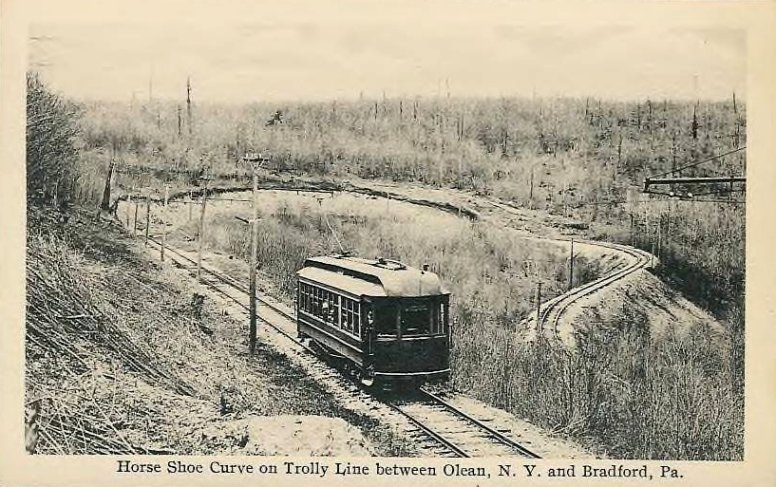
400, 302, 433, 336
373, 298, 444, 338
376, 306, 398, 337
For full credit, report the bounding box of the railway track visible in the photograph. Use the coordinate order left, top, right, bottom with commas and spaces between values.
140, 234, 540, 458
540, 239, 652, 332
387, 389, 541, 458
490, 200, 654, 332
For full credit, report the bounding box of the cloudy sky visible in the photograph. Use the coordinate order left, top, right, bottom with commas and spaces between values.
27, 1, 746, 103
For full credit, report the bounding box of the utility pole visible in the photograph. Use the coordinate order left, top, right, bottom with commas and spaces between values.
535, 282, 542, 330
161, 184, 169, 262
568, 239, 575, 291
126, 194, 131, 227
133, 200, 139, 238
186, 77, 193, 136
188, 189, 193, 221
250, 167, 259, 353
144, 197, 150, 245
177, 105, 182, 137
244, 151, 267, 354
196, 170, 210, 281
657, 214, 662, 261
100, 158, 115, 212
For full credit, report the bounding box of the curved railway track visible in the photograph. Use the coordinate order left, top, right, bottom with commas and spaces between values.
490, 200, 654, 332
141, 234, 540, 458
540, 239, 652, 332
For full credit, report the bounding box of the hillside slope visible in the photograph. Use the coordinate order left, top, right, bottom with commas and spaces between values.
24, 206, 410, 455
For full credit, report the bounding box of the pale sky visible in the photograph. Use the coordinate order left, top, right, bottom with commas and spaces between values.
27, 2, 746, 103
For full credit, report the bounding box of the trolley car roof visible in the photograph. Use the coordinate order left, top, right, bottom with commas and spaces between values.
297, 256, 449, 298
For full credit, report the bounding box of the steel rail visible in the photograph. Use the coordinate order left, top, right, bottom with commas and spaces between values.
489, 200, 653, 332
383, 402, 470, 458
145, 235, 297, 323
543, 241, 651, 332
418, 389, 541, 459
144, 236, 305, 347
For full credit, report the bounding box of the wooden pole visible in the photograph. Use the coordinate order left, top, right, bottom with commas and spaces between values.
125, 194, 131, 227
133, 201, 139, 237
100, 159, 115, 212
568, 239, 575, 291
249, 169, 259, 353
657, 214, 662, 261
535, 282, 542, 330
144, 198, 150, 246
196, 184, 208, 281
186, 77, 193, 136
188, 190, 193, 221
161, 185, 169, 261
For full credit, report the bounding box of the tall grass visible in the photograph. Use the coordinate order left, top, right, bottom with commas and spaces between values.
452, 306, 743, 459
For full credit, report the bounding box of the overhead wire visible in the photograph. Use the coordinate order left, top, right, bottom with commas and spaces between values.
649, 146, 746, 179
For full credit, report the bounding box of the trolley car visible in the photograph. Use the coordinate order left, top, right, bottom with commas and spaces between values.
296, 255, 451, 387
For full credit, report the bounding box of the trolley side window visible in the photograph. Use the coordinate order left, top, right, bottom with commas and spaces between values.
300, 282, 309, 313
340, 297, 361, 337
299, 282, 323, 316
299, 282, 362, 339
318, 288, 339, 325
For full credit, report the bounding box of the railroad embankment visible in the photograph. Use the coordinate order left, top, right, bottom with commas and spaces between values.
24, 205, 412, 455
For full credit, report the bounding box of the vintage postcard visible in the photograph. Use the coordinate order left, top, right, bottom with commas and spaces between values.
1, 0, 775, 486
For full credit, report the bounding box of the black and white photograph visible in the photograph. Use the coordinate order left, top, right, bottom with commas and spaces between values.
3, 0, 776, 485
